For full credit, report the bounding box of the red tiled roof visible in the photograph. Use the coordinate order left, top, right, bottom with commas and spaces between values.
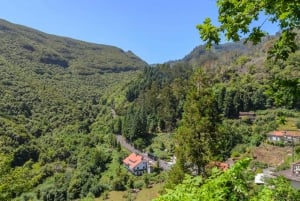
270, 131, 286, 137
123, 153, 143, 169
268, 130, 300, 137
219, 162, 229, 171
208, 161, 229, 171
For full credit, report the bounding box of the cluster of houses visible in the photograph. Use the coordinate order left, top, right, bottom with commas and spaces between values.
254, 129, 300, 189
122, 111, 300, 189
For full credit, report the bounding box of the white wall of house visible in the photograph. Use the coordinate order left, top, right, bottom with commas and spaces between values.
133, 160, 147, 172
126, 160, 148, 176
268, 136, 282, 142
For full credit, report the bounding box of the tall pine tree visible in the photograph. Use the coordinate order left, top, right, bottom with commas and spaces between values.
175, 68, 222, 176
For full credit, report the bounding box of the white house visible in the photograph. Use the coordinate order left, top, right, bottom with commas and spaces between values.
267, 130, 300, 143
123, 153, 147, 176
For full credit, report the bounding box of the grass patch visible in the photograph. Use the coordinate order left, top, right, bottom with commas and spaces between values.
278, 117, 300, 130
96, 183, 163, 201
145, 133, 175, 161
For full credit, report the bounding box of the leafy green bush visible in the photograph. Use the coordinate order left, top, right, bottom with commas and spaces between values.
230, 144, 248, 157
133, 180, 144, 190
296, 120, 300, 129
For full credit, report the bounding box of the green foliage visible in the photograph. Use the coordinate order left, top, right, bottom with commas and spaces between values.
252, 176, 300, 201
175, 69, 222, 176
265, 52, 300, 108
0, 11, 299, 201
124, 64, 192, 134
215, 74, 268, 118
164, 157, 185, 189
0, 19, 147, 200
144, 133, 175, 160
197, 0, 300, 60
0, 19, 147, 75
157, 158, 300, 201
296, 120, 300, 129
122, 106, 147, 142
0, 155, 43, 200
156, 158, 252, 201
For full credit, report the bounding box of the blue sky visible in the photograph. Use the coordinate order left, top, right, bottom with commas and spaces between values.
0, 0, 279, 64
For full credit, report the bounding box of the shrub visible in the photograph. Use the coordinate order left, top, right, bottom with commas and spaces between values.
295, 146, 300, 155
296, 120, 300, 129
133, 180, 144, 190
230, 144, 248, 157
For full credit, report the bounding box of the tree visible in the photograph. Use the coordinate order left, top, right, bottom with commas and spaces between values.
175, 69, 222, 176
155, 158, 252, 201
265, 52, 300, 108
156, 158, 300, 201
197, 0, 300, 60
122, 106, 147, 142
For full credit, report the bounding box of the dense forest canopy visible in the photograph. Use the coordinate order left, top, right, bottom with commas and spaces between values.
0, 0, 300, 199
0, 19, 148, 200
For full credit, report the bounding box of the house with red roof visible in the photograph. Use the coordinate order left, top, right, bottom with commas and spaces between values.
267, 130, 300, 143
123, 153, 148, 176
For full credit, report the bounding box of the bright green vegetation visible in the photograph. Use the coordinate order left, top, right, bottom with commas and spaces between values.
121, 63, 192, 149
0, 19, 148, 200
197, 0, 300, 60
1, 1, 300, 199
154, 1, 300, 200
155, 158, 300, 201
145, 133, 175, 161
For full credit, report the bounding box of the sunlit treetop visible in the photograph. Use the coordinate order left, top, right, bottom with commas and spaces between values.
197, 0, 300, 60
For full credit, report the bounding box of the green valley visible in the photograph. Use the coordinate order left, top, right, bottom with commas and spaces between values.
0, 19, 148, 200
0, 1, 300, 199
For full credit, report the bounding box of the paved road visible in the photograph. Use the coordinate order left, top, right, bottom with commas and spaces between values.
116, 134, 171, 171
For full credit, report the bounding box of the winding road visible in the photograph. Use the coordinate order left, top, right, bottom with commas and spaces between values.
116, 134, 172, 171
111, 107, 172, 171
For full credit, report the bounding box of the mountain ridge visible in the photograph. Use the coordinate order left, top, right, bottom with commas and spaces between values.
0, 18, 148, 75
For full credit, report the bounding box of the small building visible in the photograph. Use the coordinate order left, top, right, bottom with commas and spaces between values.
255, 173, 265, 184
123, 153, 147, 176
239, 111, 256, 121
254, 167, 276, 185
267, 130, 300, 143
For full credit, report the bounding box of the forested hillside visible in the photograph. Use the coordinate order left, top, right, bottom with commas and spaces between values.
124, 34, 299, 141
0, 19, 147, 75
154, 48, 300, 199
0, 10, 299, 200
0, 19, 148, 200
119, 17, 300, 200
153, 0, 300, 200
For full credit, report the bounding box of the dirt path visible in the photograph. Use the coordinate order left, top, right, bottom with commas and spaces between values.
116, 135, 142, 155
